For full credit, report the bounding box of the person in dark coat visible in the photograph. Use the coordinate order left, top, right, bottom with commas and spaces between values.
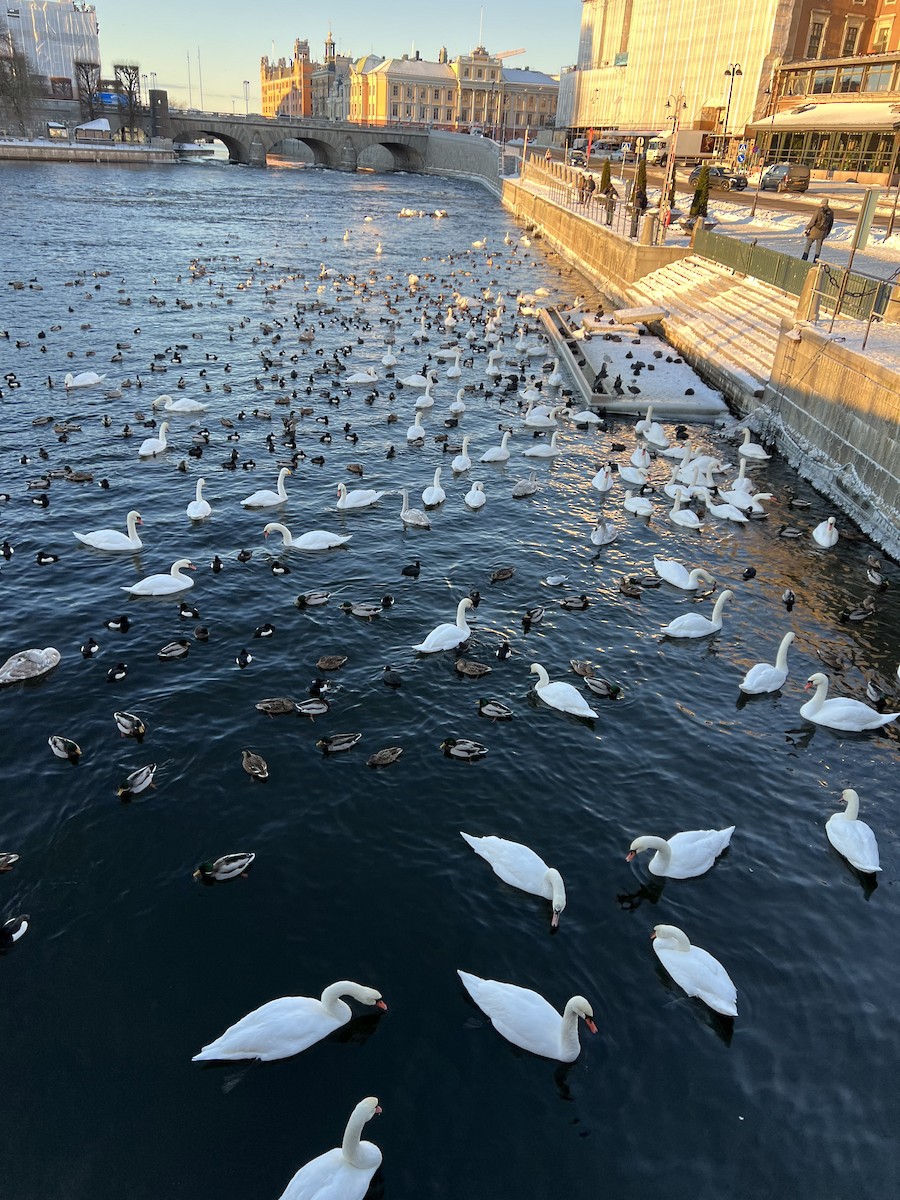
802, 199, 834, 262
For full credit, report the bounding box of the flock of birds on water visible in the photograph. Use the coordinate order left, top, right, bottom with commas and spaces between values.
1, 198, 898, 1199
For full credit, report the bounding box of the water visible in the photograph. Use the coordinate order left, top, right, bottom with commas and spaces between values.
1, 160, 898, 1200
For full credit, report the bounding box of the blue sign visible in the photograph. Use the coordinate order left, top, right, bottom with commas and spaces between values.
737, 152, 745, 163
622, 142, 631, 152
739, 141, 747, 152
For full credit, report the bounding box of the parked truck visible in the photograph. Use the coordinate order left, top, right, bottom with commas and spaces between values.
645, 129, 716, 166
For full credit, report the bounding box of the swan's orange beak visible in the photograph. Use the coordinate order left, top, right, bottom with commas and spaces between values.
626, 850, 636, 862
804, 681, 813, 690
264, 530, 269, 539
374, 1104, 383, 1115
551, 911, 560, 929
187, 563, 196, 571
375, 999, 388, 1011
585, 1017, 598, 1034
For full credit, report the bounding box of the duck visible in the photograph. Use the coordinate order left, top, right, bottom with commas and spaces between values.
275, 1096, 382, 1200
652, 557, 715, 591
522, 431, 560, 459
451, 435, 472, 472
737, 426, 770, 461
193, 853, 256, 883
457, 971, 596, 1061
667, 493, 703, 529
295, 590, 331, 607
651, 925, 738, 1017
461, 832, 566, 928
158, 639, 190, 661
367, 745, 403, 768
799, 672, 898, 731
825, 789, 880, 873
122, 558, 195, 596
317, 732, 363, 753
812, 516, 839, 548
116, 763, 157, 798
0, 853, 19, 872
74, 510, 143, 552
137, 420, 170, 458
560, 594, 590, 611
340, 601, 382, 620
627, 827, 735, 878
241, 467, 291, 508
480, 430, 511, 463
440, 737, 489, 760
454, 658, 492, 678
420, 467, 446, 508
113, 710, 145, 738
738, 631, 795, 694
192, 980, 387, 1062
477, 698, 514, 720
106, 662, 128, 682
0, 915, 29, 947
241, 749, 269, 779
48, 734, 82, 763
661, 589, 733, 638
413, 597, 473, 653
186, 479, 211, 520
464, 480, 486, 509
64, 370, 105, 389
336, 481, 384, 510
263, 522, 352, 550
399, 488, 430, 528
530, 662, 598, 719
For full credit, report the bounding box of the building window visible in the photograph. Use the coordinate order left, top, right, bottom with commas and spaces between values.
433, 88, 439, 101
810, 67, 836, 94
836, 66, 863, 93
432, 107, 439, 120
476, 68, 483, 79
463, 68, 470, 78
445, 107, 452, 121
392, 85, 398, 96
391, 103, 398, 117
864, 62, 895, 91
461, 108, 469, 121
842, 24, 861, 55
872, 22, 892, 53
806, 20, 825, 58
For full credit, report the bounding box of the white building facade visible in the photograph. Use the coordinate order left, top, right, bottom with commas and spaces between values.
1, 1, 100, 99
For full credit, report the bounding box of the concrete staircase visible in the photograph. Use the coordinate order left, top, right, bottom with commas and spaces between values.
625, 255, 798, 399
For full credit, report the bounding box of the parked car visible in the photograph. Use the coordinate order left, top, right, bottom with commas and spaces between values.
759, 162, 811, 193
567, 148, 587, 167
688, 164, 748, 191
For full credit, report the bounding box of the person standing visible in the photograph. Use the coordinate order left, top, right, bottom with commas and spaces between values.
801, 199, 834, 262
585, 174, 596, 208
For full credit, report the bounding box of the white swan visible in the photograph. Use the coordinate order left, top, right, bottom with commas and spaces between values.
413, 597, 473, 653
826, 789, 880, 873
344, 367, 379, 385
464, 480, 486, 509
800, 672, 899, 731
263, 522, 351, 550
0, 646, 61, 685
406, 412, 426, 443
449, 388, 467, 415
630, 445, 652, 470
276, 1096, 382, 1200
480, 430, 511, 463
653, 557, 715, 591
651, 925, 738, 1017
381, 348, 397, 368
399, 488, 430, 528
727, 458, 754, 494
618, 463, 648, 487
138, 420, 170, 458
64, 370, 105, 389
624, 489, 653, 517
591, 465, 614, 493
627, 827, 735, 879
415, 380, 436, 410
451, 435, 472, 472
661, 590, 733, 638
737, 426, 770, 461
812, 517, 839, 548
446, 349, 462, 379
186, 479, 211, 521
422, 468, 446, 507
74, 509, 143, 551
241, 467, 291, 508
457, 971, 596, 1061
523, 403, 560, 430
336, 482, 384, 510
153, 394, 208, 413
192, 980, 386, 1062
717, 487, 772, 513
667, 493, 703, 529
122, 558, 195, 596
460, 832, 566, 927
698, 488, 748, 524
399, 368, 436, 389
485, 349, 503, 378
738, 631, 794, 694
547, 358, 565, 388
530, 662, 598, 719
522, 431, 560, 459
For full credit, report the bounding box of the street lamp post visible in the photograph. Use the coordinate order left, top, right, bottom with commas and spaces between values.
721, 63, 742, 161
141, 74, 148, 107
243, 80, 250, 116
659, 91, 687, 244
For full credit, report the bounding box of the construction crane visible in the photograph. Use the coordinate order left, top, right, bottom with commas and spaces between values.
495, 48, 526, 60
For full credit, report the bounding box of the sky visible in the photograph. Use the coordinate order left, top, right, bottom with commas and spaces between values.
98, 1, 580, 112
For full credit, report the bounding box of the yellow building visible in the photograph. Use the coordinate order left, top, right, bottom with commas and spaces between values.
260, 39, 317, 118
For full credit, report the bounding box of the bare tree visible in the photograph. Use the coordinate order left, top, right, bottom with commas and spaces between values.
75, 60, 100, 122
0, 36, 42, 135
113, 62, 141, 141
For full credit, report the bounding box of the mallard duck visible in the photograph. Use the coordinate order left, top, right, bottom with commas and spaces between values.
366, 745, 403, 768
317, 732, 362, 754
560, 594, 590, 611
584, 675, 623, 698
455, 658, 492, 678
523, 606, 545, 626
316, 654, 348, 671
296, 697, 330, 718
241, 749, 269, 779
158, 639, 190, 661
295, 590, 331, 608
0, 853, 19, 873
778, 524, 802, 539
619, 576, 643, 598
117, 763, 157, 798
477, 698, 514, 720
489, 566, 516, 584
48, 734, 82, 763
113, 710, 145, 738
340, 601, 382, 620
840, 596, 876, 622
193, 853, 256, 883
441, 737, 489, 760
569, 659, 594, 678
255, 697, 297, 716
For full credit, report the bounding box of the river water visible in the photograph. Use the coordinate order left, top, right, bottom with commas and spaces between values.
0, 159, 897, 1200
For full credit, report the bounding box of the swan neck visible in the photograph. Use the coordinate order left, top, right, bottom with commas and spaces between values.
545, 868, 566, 913
842, 789, 860, 820
321, 981, 363, 1012
195, 480, 203, 502
456, 599, 471, 628
341, 1104, 375, 1168
775, 633, 794, 669
712, 591, 731, 620
640, 836, 670, 863
532, 664, 549, 687
559, 999, 584, 1057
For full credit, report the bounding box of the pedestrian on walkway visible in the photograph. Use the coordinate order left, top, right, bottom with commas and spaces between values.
585, 174, 596, 207
576, 173, 587, 205
544, 147, 552, 162
801, 199, 834, 262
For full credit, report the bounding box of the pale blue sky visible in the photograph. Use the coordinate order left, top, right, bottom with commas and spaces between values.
99, 1, 580, 111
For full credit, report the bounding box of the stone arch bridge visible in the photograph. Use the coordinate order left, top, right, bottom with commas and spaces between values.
164, 113, 430, 170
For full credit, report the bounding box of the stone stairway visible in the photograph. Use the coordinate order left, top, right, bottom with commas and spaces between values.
625, 255, 798, 398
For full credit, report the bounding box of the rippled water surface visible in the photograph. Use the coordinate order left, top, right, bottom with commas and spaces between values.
1, 160, 898, 1200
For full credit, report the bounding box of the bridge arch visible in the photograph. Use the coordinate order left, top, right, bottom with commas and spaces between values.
170, 125, 250, 165
357, 140, 426, 173
261, 133, 340, 168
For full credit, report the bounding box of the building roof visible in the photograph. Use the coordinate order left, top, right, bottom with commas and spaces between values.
369, 57, 455, 81
502, 68, 558, 87
353, 55, 384, 73
748, 100, 900, 133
